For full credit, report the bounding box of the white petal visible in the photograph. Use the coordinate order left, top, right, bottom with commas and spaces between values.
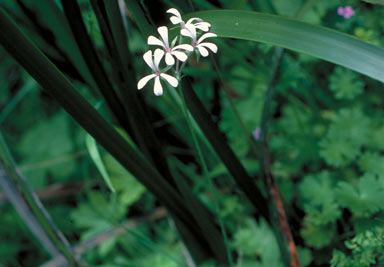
153, 49, 164, 69
154, 76, 163, 96
197, 32, 217, 44
166, 8, 181, 19
171, 51, 188, 62
148, 36, 165, 47
165, 52, 175, 65
195, 22, 211, 32
199, 42, 217, 53
167, 9, 184, 25
184, 24, 196, 40
137, 74, 156, 89
197, 45, 209, 57
170, 16, 183, 25
143, 50, 155, 70
186, 18, 201, 25
157, 26, 169, 47
173, 44, 193, 51
181, 28, 193, 38
160, 73, 178, 87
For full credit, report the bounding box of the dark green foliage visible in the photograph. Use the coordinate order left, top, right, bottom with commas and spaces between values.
0, 0, 384, 266
320, 108, 371, 167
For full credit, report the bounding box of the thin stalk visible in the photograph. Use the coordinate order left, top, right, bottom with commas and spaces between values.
259, 47, 300, 267
167, 84, 216, 157
177, 84, 233, 266
256, 3, 323, 266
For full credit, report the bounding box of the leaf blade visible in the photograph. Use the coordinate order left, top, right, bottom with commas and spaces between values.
85, 134, 115, 192
188, 10, 384, 83
362, 0, 384, 5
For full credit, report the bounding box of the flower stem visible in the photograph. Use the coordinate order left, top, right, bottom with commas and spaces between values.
177, 84, 234, 266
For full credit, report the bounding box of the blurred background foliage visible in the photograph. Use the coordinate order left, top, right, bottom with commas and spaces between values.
0, 0, 384, 266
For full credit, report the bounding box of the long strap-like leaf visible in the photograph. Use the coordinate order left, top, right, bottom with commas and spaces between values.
188, 10, 384, 83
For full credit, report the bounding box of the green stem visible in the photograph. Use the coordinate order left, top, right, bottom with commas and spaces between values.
167, 84, 216, 157
177, 84, 233, 266
259, 48, 300, 267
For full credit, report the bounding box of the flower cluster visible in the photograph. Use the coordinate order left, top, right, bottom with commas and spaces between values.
137, 8, 218, 96
337, 6, 355, 19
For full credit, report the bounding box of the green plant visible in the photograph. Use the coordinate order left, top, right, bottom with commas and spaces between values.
0, 0, 383, 266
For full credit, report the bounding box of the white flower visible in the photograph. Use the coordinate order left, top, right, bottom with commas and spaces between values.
147, 26, 193, 66
181, 26, 218, 57
137, 49, 178, 96
167, 8, 211, 32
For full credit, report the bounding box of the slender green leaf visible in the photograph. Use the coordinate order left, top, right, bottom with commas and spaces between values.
103, 0, 130, 66
188, 10, 384, 83
0, 132, 79, 266
85, 134, 115, 192
0, 161, 60, 258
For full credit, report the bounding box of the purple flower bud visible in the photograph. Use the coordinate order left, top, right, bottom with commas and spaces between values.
337, 7, 345, 16
253, 127, 261, 140
344, 6, 355, 19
